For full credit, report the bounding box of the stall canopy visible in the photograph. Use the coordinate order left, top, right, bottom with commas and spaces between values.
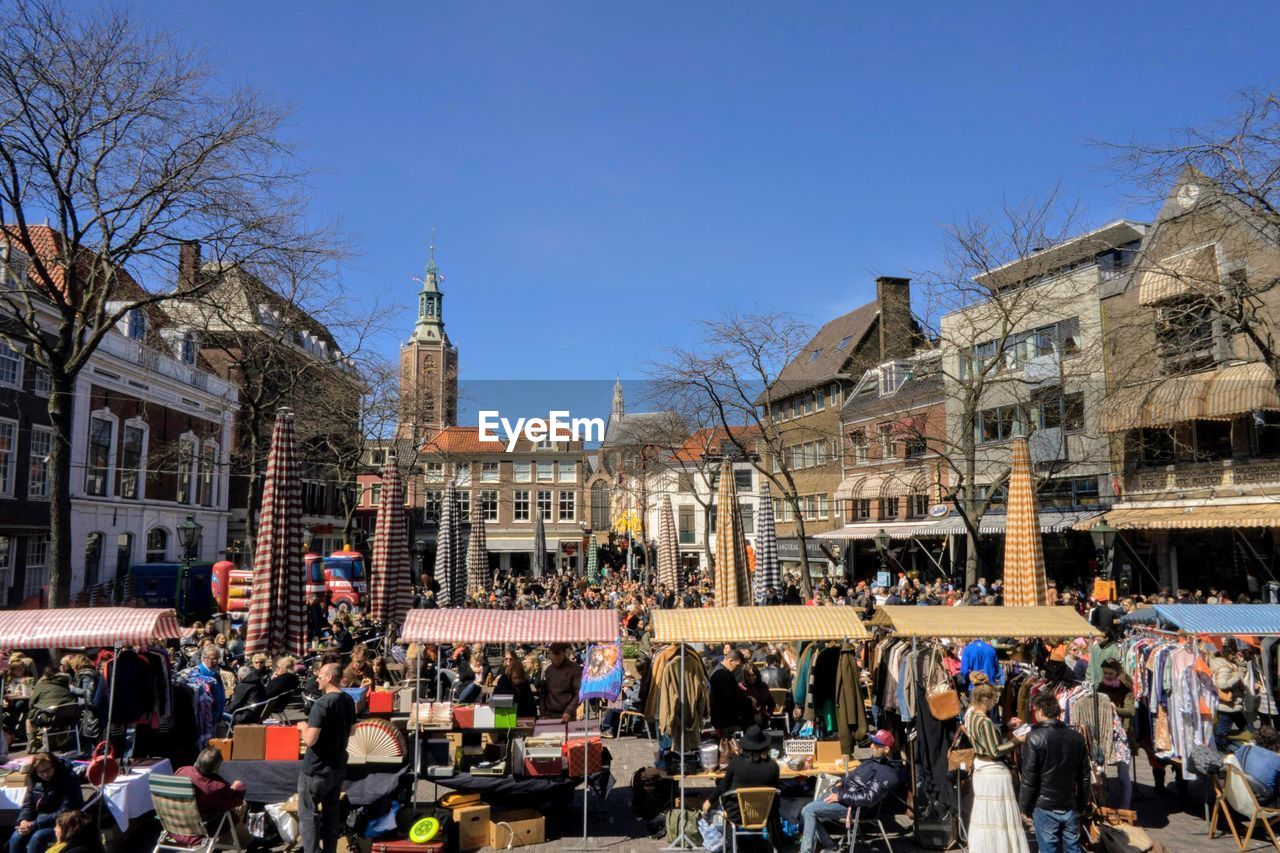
0, 607, 181, 648
651, 606, 870, 644
400, 609, 618, 645
1119, 604, 1280, 635
871, 605, 1100, 639
1076, 503, 1280, 530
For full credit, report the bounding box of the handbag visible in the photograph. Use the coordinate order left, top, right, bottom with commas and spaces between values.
924, 651, 961, 720
717, 736, 740, 770
946, 726, 975, 773
86, 741, 119, 787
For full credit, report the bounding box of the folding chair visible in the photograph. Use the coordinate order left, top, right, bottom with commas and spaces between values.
767, 688, 790, 734
618, 709, 653, 741
29, 701, 82, 754
844, 801, 897, 851
726, 787, 778, 853
149, 773, 246, 853
1209, 754, 1280, 850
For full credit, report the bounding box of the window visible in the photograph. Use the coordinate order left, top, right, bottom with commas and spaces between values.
814, 390, 825, 412
536, 437, 554, 450
197, 440, 217, 506
853, 499, 872, 521
370, 484, 382, 505
678, 505, 696, 544
836, 335, 854, 350
424, 489, 442, 521
126, 308, 148, 341
84, 532, 103, 588
558, 461, 576, 483
734, 468, 753, 492
709, 503, 717, 534
1033, 390, 1085, 432
480, 489, 498, 521
976, 405, 1026, 444
513, 490, 530, 521
85, 416, 114, 497
0, 536, 10, 605
850, 429, 869, 465
176, 436, 197, 503
180, 332, 198, 365
456, 489, 469, 518
536, 462, 554, 482
145, 528, 168, 563
909, 493, 930, 518
877, 424, 896, 459
424, 462, 444, 483
1254, 411, 1280, 457
807, 349, 823, 363
1194, 420, 1233, 461
773, 498, 793, 523
558, 490, 576, 522
1156, 298, 1216, 375
30, 364, 49, 396
961, 340, 999, 380
454, 463, 472, 487
0, 343, 20, 388
115, 533, 132, 580
23, 537, 48, 601
802, 394, 812, 416
878, 496, 900, 520
536, 490, 552, 520
739, 503, 754, 534
514, 461, 532, 483
118, 424, 145, 500
590, 482, 609, 529
480, 462, 499, 483
904, 435, 927, 458
370, 450, 385, 466
28, 427, 51, 499
802, 494, 829, 520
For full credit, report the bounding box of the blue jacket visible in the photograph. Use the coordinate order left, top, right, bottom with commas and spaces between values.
959, 640, 1000, 688
1238, 744, 1280, 804
18, 763, 83, 827
197, 662, 226, 721
834, 757, 905, 809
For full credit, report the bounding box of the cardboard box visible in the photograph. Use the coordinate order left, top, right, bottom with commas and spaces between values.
490, 809, 546, 848
451, 803, 490, 851
232, 725, 266, 761
207, 737, 234, 761
815, 740, 843, 766
367, 690, 395, 714
473, 705, 496, 728
265, 725, 300, 760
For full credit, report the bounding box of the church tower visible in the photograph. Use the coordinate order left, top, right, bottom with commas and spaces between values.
398, 244, 458, 440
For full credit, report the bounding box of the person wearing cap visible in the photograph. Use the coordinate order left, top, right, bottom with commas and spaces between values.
539, 643, 581, 722
798, 729, 905, 853
704, 726, 781, 840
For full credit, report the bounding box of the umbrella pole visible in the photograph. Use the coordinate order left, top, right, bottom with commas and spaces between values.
563, 702, 595, 851
96, 640, 120, 836
662, 642, 699, 851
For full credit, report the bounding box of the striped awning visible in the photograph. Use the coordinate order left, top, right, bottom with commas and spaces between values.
1076, 503, 1280, 531
834, 470, 928, 502
1137, 244, 1218, 306
814, 519, 951, 540
871, 605, 1100, 639
1098, 361, 1280, 433
1203, 362, 1280, 420
1119, 603, 1280, 636
651, 606, 870, 644
0, 607, 181, 648
400, 609, 619, 645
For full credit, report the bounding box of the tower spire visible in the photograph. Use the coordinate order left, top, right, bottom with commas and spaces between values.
612, 376, 624, 422
426, 227, 438, 276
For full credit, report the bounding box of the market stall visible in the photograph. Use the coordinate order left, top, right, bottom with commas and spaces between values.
0, 607, 183, 835
870, 604, 1102, 638
398, 607, 621, 848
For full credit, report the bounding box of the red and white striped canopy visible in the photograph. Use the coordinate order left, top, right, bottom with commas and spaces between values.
0, 607, 180, 648
400, 609, 619, 645
369, 453, 412, 625
245, 409, 306, 657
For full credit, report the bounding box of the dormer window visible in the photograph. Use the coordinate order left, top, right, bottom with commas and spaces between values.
126, 308, 148, 341
0, 246, 28, 289
180, 332, 198, 365
879, 361, 910, 396
807, 349, 823, 363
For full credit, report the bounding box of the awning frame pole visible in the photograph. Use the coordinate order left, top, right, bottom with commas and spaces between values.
661, 641, 700, 851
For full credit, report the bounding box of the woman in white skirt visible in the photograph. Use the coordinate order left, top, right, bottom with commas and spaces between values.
964, 680, 1030, 853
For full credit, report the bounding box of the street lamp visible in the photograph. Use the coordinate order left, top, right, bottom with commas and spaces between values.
413, 537, 429, 588
1090, 520, 1119, 579
176, 515, 203, 620
301, 524, 314, 554
873, 528, 891, 583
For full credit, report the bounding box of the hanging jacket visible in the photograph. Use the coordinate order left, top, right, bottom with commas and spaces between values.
834, 644, 868, 756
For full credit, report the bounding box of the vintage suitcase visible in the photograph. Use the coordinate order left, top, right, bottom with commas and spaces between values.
367, 689, 395, 714
370, 842, 446, 852
264, 725, 300, 760
232, 725, 266, 761
562, 735, 603, 776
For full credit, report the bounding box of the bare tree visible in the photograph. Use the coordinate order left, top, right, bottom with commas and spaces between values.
650, 311, 837, 598
921, 194, 1116, 587
0, 0, 322, 604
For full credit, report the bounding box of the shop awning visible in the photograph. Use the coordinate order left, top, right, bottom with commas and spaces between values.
871, 605, 1101, 639
1076, 503, 1280, 531
814, 519, 951, 540
400, 609, 619, 645
484, 539, 536, 553
0, 607, 182, 648
1203, 362, 1280, 420
1097, 361, 1280, 434
833, 469, 930, 502
651, 606, 870, 644
1137, 244, 1218, 306
931, 509, 1103, 535
776, 539, 830, 561
1119, 603, 1280, 635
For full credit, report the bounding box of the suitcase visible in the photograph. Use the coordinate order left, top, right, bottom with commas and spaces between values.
562, 736, 603, 776
264, 725, 300, 760
452, 705, 476, 728
207, 737, 234, 761
232, 725, 266, 761
371, 842, 446, 852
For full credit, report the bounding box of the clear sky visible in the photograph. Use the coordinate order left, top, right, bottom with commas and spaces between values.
134, 1, 1278, 420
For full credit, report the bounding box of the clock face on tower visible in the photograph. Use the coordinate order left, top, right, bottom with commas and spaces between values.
1176, 183, 1201, 210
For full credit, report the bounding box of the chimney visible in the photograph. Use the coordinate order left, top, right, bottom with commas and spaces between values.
875, 276, 913, 361
178, 241, 201, 293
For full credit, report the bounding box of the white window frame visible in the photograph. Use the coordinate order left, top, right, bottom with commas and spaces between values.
558, 490, 576, 522
480, 461, 499, 483
0, 342, 22, 389
23, 536, 48, 602
424, 461, 444, 483
85, 410, 119, 498
558, 461, 576, 483
145, 527, 169, 563
536, 462, 554, 483
27, 426, 52, 500
118, 418, 148, 501
176, 430, 197, 505
513, 461, 532, 483
30, 363, 50, 396
199, 438, 218, 507
513, 489, 530, 522
536, 489, 553, 521
480, 489, 499, 521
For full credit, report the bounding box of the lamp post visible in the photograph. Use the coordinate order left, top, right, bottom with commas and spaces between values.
176, 515, 203, 620
873, 528, 891, 585
1090, 520, 1119, 579
413, 536, 428, 589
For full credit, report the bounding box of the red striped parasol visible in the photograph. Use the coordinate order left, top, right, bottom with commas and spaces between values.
245, 409, 306, 656
369, 452, 412, 626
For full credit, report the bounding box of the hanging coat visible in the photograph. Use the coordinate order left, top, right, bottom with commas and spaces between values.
834, 643, 869, 756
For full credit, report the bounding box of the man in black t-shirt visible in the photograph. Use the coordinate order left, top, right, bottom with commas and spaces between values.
296, 662, 356, 853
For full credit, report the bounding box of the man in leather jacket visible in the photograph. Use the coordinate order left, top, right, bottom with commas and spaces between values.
1019, 693, 1090, 853
798, 730, 905, 853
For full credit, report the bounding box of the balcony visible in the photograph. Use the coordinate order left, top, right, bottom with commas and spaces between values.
101, 334, 230, 398
1124, 457, 1280, 496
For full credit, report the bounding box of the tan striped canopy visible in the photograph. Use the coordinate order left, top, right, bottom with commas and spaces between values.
652, 605, 870, 643
714, 458, 750, 607
1075, 503, 1280, 530
1002, 437, 1049, 606
871, 606, 1100, 639
1098, 361, 1280, 433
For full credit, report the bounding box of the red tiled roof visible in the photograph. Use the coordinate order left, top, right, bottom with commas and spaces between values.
673, 426, 761, 462
420, 425, 583, 456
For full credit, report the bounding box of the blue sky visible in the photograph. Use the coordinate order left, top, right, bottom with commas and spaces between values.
135, 1, 1278, 421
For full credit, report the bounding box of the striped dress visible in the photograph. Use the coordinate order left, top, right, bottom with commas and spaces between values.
964, 707, 1030, 853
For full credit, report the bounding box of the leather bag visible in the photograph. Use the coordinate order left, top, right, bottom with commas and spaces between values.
86, 741, 119, 786
717, 735, 740, 770
923, 651, 962, 720
946, 726, 975, 773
